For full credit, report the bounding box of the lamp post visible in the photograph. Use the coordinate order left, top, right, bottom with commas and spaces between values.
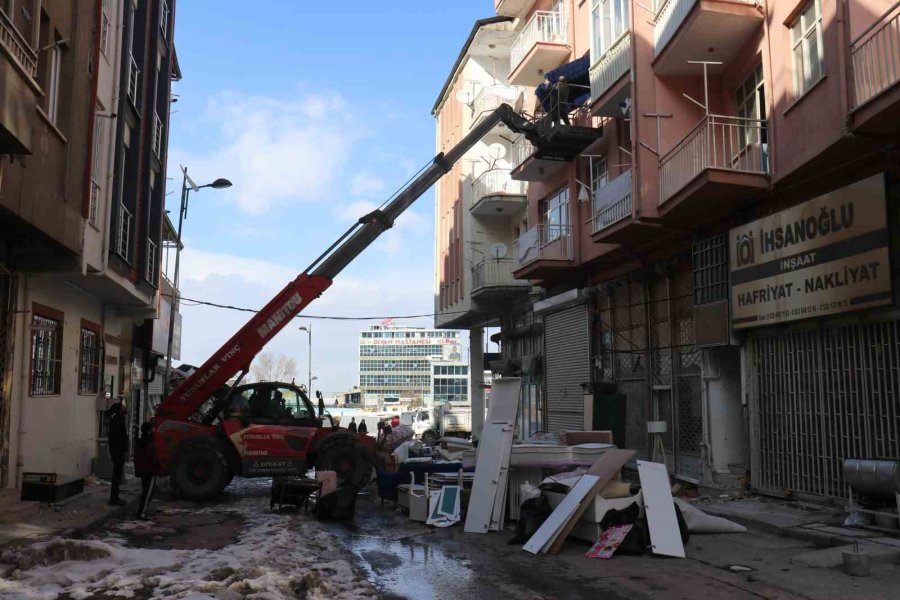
298, 325, 312, 401
162, 167, 232, 398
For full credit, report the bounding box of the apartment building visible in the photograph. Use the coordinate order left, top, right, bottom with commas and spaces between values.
436, 0, 900, 499
0, 0, 180, 491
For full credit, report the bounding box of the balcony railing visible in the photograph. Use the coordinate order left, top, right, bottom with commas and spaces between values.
593, 169, 633, 232
514, 224, 573, 269
471, 169, 527, 208
472, 259, 528, 292
117, 204, 132, 261
851, 2, 900, 108
653, 0, 755, 54
659, 114, 768, 204
89, 180, 100, 226
510, 9, 568, 70
471, 84, 525, 128
127, 55, 140, 107
0, 9, 37, 78
590, 34, 631, 102
510, 135, 535, 171
146, 239, 158, 283
152, 112, 164, 158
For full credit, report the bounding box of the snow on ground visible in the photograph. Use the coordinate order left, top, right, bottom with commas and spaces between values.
0, 478, 377, 599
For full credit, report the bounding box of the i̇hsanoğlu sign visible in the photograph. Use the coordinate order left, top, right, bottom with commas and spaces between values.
729, 174, 892, 330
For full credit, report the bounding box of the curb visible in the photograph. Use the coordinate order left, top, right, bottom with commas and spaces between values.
700, 505, 862, 549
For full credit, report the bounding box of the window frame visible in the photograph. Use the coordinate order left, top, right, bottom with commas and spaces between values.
100, 0, 110, 58
46, 42, 62, 124
78, 320, 103, 395
541, 186, 570, 243
789, 0, 824, 97
590, 0, 630, 63
30, 304, 64, 397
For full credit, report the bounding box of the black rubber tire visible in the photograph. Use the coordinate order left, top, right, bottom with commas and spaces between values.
316, 436, 372, 490
421, 431, 438, 447
170, 442, 230, 501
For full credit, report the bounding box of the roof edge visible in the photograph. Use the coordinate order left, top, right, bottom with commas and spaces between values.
431, 16, 515, 116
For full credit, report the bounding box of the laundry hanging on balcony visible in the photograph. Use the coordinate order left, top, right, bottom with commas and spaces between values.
535, 54, 592, 113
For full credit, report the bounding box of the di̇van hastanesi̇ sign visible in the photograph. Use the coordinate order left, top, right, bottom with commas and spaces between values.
729, 174, 892, 329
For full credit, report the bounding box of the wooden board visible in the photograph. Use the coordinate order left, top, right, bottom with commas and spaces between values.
464, 423, 513, 533
489, 436, 513, 531
523, 474, 601, 554
546, 448, 636, 554
637, 460, 685, 558
485, 377, 521, 425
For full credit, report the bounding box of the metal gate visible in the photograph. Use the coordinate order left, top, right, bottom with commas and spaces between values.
544, 304, 589, 432
750, 320, 900, 499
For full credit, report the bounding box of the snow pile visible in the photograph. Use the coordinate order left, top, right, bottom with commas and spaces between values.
0, 481, 377, 599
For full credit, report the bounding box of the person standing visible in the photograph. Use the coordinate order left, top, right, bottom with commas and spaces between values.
133, 422, 159, 519
108, 400, 129, 506
347, 417, 358, 433
358, 419, 368, 435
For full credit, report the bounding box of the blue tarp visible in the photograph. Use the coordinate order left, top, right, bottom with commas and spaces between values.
535, 54, 592, 113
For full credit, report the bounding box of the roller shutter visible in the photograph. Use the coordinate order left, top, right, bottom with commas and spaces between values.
544, 304, 590, 432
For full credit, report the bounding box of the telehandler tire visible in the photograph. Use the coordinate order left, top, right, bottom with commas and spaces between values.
170, 441, 231, 501
316, 435, 372, 490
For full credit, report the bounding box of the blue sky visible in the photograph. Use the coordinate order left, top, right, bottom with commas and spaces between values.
167, 1, 491, 395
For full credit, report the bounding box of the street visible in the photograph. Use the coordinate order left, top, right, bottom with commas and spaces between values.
2, 478, 898, 600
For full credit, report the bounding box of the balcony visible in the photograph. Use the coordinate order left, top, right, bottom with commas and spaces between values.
658, 114, 769, 223
471, 259, 529, 307
0, 9, 38, 154
850, 3, 900, 134
593, 169, 632, 232
495, 0, 537, 19
470, 169, 526, 216
652, 0, 762, 75
589, 34, 632, 117
471, 84, 526, 133
513, 224, 574, 280
509, 9, 569, 86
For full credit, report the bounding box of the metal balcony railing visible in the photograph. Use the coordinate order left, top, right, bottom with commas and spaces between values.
127, 55, 140, 107
653, 0, 755, 54
514, 224, 574, 269
117, 204, 132, 261
146, 239, 158, 283
510, 135, 535, 171
593, 169, 633, 232
0, 9, 37, 78
510, 9, 568, 70
471, 84, 525, 128
152, 112, 164, 158
472, 259, 528, 292
851, 1, 900, 108
659, 114, 768, 204
471, 169, 527, 208
590, 33, 631, 102
89, 180, 100, 226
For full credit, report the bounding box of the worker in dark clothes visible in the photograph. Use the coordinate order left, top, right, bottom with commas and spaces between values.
133, 422, 159, 520
358, 419, 368, 435
316, 391, 325, 416
107, 401, 129, 506
347, 417, 358, 433
551, 75, 571, 126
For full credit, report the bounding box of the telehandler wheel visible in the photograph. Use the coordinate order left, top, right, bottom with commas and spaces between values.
421, 431, 438, 447
316, 436, 372, 490
170, 442, 231, 501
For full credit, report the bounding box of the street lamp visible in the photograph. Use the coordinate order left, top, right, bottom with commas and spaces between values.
298, 325, 312, 403
163, 167, 233, 397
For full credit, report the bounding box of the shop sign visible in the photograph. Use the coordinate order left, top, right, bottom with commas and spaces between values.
729, 174, 892, 329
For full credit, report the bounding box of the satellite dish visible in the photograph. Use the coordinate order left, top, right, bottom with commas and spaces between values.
489, 242, 508, 259
487, 143, 507, 160
455, 90, 472, 104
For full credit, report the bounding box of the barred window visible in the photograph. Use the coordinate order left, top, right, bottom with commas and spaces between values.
692, 235, 728, 305
31, 315, 62, 396
79, 328, 102, 394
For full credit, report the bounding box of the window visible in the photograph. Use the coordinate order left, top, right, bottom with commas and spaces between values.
735, 65, 768, 169
790, 0, 824, 96
30, 312, 62, 396
100, 0, 110, 57
90, 105, 104, 226
79, 326, 102, 394
591, 0, 629, 60
46, 43, 62, 124
592, 156, 608, 192
542, 187, 570, 242
160, 0, 170, 38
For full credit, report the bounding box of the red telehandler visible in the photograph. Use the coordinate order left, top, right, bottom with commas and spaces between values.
151, 103, 588, 500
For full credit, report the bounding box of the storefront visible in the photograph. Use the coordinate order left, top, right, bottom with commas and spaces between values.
733, 173, 900, 500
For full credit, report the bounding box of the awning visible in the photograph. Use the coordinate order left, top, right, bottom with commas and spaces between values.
535, 54, 592, 112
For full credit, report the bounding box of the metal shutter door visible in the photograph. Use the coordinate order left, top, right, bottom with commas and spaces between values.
544, 304, 589, 432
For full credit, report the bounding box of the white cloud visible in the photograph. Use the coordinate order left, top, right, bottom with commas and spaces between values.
168, 91, 367, 215
349, 173, 385, 197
